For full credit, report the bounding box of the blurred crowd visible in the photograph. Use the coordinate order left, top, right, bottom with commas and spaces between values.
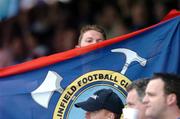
0, 0, 179, 68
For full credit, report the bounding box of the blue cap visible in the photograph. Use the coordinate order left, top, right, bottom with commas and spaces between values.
75, 89, 124, 114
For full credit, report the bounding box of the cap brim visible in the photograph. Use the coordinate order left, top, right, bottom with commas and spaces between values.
75, 99, 102, 112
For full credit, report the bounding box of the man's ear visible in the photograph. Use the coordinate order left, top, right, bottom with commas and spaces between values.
107, 112, 115, 119
167, 93, 177, 106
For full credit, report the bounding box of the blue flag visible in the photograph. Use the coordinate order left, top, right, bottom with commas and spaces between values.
0, 10, 180, 119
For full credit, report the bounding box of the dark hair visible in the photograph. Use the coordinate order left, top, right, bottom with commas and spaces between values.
126, 78, 150, 101
114, 113, 121, 119
78, 25, 106, 45
152, 73, 180, 108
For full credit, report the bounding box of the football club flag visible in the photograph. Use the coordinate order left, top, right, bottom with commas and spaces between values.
0, 10, 180, 119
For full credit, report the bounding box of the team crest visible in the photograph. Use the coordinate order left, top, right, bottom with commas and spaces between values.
31, 48, 147, 119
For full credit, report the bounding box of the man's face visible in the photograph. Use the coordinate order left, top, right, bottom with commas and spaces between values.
79, 30, 104, 47
85, 109, 111, 119
126, 89, 146, 119
143, 78, 167, 118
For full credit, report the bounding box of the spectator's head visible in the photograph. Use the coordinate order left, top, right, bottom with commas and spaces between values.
77, 25, 106, 47
75, 88, 123, 119
125, 78, 149, 119
143, 73, 180, 119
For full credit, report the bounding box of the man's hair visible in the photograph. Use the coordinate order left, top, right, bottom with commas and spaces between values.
78, 25, 106, 45
126, 78, 150, 101
114, 113, 121, 119
152, 73, 180, 108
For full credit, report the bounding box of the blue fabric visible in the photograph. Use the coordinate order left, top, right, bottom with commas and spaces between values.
0, 16, 180, 119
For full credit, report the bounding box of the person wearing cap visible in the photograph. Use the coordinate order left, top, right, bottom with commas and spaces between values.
75, 88, 124, 119
76, 25, 106, 48
124, 78, 150, 119
143, 73, 180, 119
